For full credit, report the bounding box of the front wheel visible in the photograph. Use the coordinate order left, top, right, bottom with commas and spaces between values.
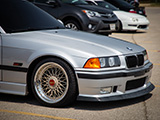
64, 20, 81, 30
31, 58, 78, 107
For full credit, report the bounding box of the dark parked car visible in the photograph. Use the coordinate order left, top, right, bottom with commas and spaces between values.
86, 0, 149, 31
105, 0, 146, 16
29, 0, 119, 33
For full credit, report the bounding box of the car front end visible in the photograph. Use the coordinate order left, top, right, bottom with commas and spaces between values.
113, 11, 149, 31
42, 30, 154, 102
76, 52, 154, 101
50, 30, 154, 102
78, 5, 118, 33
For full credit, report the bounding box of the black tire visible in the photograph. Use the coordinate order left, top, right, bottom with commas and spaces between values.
64, 20, 81, 30
116, 20, 122, 32
31, 58, 78, 107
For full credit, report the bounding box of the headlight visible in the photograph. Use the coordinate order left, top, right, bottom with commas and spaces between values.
100, 56, 120, 67
82, 10, 101, 17
83, 56, 120, 69
143, 50, 148, 61
131, 18, 139, 22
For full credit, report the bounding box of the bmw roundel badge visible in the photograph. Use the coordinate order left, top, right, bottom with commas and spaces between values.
126, 47, 133, 51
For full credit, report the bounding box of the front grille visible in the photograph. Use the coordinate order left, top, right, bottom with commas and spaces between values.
125, 54, 144, 68
126, 77, 146, 91
137, 54, 144, 66
138, 25, 148, 29
128, 24, 137, 27
101, 13, 115, 18
102, 20, 117, 24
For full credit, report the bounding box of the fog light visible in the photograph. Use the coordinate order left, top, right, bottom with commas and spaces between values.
100, 87, 112, 94
88, 24, 92, 29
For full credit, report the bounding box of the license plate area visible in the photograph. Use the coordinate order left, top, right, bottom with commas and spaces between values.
110, 24, 116, 30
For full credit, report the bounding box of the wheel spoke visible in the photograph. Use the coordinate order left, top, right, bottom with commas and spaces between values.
53, 89, 58, 97
65, 23, 77, 30
59, 82, 66, 89
44, 72, 51, 78
46, 68, 53, 77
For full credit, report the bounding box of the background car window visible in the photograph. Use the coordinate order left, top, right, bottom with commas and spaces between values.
106, 0, 134, 8
87, 1, 96, 5
35, 0, 56, 4
35, 0, 48, 3
61, 0, 88, 5
96, 1, 118, 10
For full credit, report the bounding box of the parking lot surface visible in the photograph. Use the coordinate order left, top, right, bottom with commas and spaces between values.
0, 7, 160, 120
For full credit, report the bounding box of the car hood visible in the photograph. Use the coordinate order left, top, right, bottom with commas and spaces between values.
76, 4, 113, 14
114, 10, 145, 18
113, 10, 149, 22
12, 29, 145, 58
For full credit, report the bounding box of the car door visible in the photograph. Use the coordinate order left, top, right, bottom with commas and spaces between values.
0, 31, 28, 95
33, 0, 59, 18
0, 26, 5, 82
0, 27, 2, 81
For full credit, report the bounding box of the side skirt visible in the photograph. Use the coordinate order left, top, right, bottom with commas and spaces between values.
0, 81, 27, 96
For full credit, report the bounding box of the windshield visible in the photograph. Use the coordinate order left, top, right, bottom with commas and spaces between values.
0, 0, 65, 33
61, 0, 88, 5
96, 1, 118, 10
106, 0, 134, 8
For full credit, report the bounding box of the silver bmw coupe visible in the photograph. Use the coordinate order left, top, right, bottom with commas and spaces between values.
0, 0, 154, 107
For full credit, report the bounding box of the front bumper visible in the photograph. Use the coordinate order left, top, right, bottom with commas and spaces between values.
85, 16, 118, 33
123, 24, 149, 31
122, 20, 149, 31
77, 82, 154, 102
76, 62, 154, 102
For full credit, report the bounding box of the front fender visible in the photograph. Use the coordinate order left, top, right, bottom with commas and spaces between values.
27, 48, 89, 70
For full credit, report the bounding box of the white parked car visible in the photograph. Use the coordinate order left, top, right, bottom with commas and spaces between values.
86, 0, 150, 31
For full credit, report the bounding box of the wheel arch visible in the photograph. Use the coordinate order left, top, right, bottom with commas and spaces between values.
61, 16, 83, 30
116, 20, 123, 31
26, 55, 79, 95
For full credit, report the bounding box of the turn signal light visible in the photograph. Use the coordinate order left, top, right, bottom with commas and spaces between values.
84, 58, 101, 69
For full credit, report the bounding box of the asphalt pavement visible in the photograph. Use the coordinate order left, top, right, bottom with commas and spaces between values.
0, 7, 160, 120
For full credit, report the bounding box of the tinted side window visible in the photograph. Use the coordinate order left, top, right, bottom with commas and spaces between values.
87, 1, 96, 5
35, 0, 56, 4
35, 0, 48, 3
0, 0, 64, 33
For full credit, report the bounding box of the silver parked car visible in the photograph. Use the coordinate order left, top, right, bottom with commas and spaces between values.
0, 0, 154, 107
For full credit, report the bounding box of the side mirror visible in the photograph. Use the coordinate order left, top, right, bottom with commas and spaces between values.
0, 26, 6, 34
57, 19, 64, 25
